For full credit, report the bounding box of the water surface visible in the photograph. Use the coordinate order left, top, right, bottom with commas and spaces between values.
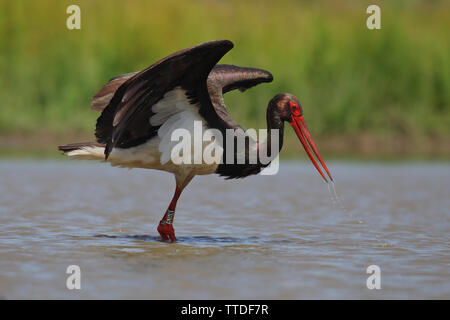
0, 160, 449, 299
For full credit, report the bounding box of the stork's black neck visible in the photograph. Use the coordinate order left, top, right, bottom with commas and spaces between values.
266, 101, 285, 157
216, 103, 284, 179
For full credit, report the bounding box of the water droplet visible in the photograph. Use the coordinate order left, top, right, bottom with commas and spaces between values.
327, 180, 347, 211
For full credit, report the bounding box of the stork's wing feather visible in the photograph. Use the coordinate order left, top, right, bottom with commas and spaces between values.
90, 64, 273, 113
209, 64, 273, 94
207, 64, 273, 129
95, 40, 234, 159
91, 72, 138, 111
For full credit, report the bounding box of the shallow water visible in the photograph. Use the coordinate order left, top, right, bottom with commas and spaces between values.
0, 160, 449, 299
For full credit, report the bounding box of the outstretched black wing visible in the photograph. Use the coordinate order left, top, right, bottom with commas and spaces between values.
95, 40, 234, 159
206, 64, 273, 129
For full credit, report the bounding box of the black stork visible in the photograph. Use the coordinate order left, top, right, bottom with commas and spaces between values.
59, 40, 332, 242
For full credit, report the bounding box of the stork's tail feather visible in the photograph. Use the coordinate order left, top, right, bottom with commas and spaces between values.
58, 142, 106, 160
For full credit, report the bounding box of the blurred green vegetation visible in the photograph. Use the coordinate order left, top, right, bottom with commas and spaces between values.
0, 0, 449, 155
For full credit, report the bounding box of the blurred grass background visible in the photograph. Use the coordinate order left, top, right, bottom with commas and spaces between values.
0, 0, 449, 158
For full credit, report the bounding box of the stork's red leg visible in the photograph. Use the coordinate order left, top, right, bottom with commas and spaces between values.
157, 186, 182, 242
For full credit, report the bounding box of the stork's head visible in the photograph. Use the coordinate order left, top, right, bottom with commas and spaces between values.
270, 93, 332, 183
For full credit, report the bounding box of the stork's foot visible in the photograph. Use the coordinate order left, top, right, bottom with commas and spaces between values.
157, 222, 176, 242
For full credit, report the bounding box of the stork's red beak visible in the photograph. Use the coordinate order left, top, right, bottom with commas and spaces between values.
289, 114, 333, 183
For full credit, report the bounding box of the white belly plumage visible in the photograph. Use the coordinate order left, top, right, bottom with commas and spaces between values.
66, 138, 219, 176
65, 87, 221, 178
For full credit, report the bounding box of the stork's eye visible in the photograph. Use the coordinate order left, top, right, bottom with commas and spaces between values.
289, 101, 301, 116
